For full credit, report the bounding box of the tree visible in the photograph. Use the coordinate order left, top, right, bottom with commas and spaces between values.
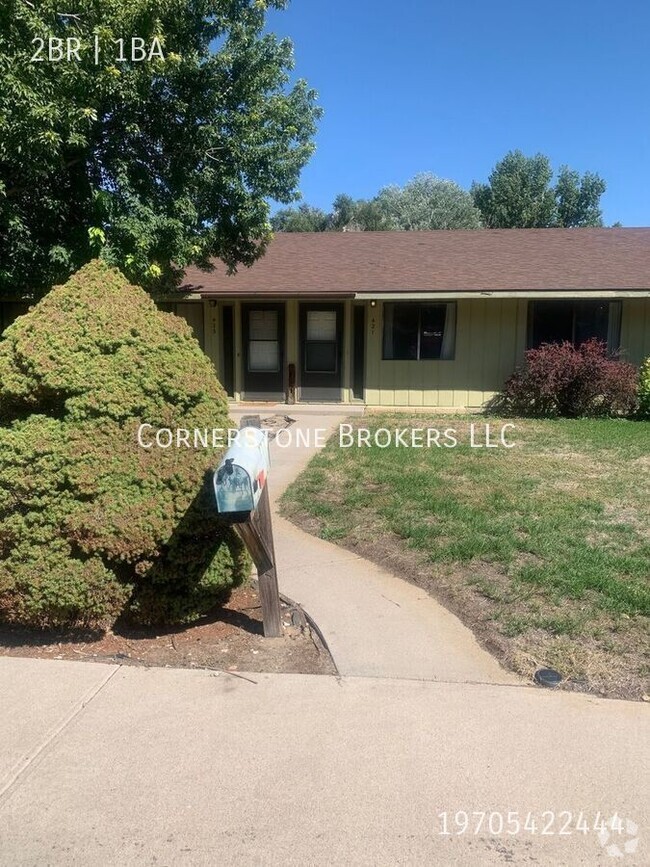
272, 176, 482, 233
555, 167, 606, 227
270, 203, 329, 232
471, 151, 556, 228
0, 1, 321, 298
329, 194, 358, 230
471, 151, 606, 228
374, 173, 482, 230
0, 260, 249, 629
350, 198, 389, 231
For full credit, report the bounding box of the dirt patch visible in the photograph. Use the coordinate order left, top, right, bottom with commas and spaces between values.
604, 502, 645, 528
0, 581, 336, 676
506, 625, 650, 701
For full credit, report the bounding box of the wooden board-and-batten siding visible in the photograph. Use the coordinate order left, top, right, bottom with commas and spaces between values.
158, 296, 650, 409
4, 295, 622, 409
620, 297, 650, 365
364, 298, 527, 409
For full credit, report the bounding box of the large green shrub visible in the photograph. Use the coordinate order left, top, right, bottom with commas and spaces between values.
0, 261, 249, 629
638, 357, 650, 419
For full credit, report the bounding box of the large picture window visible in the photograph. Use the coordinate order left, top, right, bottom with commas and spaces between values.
528, 300, 622, 352
382, 302, 456, 360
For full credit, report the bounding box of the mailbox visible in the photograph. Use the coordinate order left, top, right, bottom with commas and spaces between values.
213, 419, 281, 637
213, 426, 270, 522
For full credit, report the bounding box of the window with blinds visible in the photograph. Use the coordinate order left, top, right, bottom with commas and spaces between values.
305, 310, 338, 373
248, 310, 280, 372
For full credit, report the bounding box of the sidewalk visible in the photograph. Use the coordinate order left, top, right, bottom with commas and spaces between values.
0, 661, 646, 866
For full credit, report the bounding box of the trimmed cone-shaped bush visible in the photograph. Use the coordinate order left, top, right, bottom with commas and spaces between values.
0, 261, 249, 629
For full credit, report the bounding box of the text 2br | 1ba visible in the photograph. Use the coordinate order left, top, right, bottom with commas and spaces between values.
30, 36, 165, 64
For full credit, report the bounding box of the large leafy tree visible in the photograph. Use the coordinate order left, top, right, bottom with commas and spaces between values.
327, 193, 387, 231
555, 166, 606, 228
328, 193, 357, 230
471, 150, 606, 228
0, 0, 321, 298
374, 173, 482, 230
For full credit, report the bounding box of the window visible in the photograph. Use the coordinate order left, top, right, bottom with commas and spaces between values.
382, 302, 456, 360
304, 310, 338, 373
248, 309, 280, 372
529, 300, 622, 352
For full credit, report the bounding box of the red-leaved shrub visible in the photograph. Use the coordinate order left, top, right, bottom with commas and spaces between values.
495, 340, 638, 418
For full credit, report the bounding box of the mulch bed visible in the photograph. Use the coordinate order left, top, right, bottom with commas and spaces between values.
0, 582, 335, 676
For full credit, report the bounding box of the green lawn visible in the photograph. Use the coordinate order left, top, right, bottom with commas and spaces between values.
280, 416, 650, 699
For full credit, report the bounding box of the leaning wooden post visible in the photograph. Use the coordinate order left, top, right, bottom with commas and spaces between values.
247, 481, 282, 637
240, 415, 281, 636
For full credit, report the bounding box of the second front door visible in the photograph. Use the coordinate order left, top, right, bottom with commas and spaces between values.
299, 303, 343, 402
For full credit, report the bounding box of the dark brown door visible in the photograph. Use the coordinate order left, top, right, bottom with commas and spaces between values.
299, 303, 343, 401
242, 303, 285, 397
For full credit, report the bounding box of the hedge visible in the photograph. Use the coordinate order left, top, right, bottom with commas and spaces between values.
638, 357, 650, 419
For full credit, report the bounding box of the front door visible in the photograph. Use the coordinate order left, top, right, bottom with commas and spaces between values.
242, 303, 285, 399
299, 303, 343, 402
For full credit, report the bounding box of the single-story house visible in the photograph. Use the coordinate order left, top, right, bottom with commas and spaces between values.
175, 228, 650, 409
1, 228, 648, 409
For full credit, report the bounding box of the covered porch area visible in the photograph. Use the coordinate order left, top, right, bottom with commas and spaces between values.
161, 296, 366, 405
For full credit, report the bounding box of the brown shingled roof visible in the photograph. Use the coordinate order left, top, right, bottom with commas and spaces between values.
181, 228, 650, 296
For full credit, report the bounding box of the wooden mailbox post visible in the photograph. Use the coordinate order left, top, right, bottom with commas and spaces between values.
213, 416, 282, 638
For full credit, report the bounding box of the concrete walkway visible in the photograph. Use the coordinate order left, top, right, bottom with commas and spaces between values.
232, 406, 518, 684
0, 406, 647, 865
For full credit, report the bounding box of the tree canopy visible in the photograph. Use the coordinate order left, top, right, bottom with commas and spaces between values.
272, 152, 610, 233
555, 166, 607, 228
471, 150, 606, 228
270, 203, 329, 232
375, 174, 482, 230
273, 173, 482, 232
0, 0, 321, 298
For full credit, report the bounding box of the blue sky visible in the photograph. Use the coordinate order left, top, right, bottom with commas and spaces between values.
266, 0, 650, 225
